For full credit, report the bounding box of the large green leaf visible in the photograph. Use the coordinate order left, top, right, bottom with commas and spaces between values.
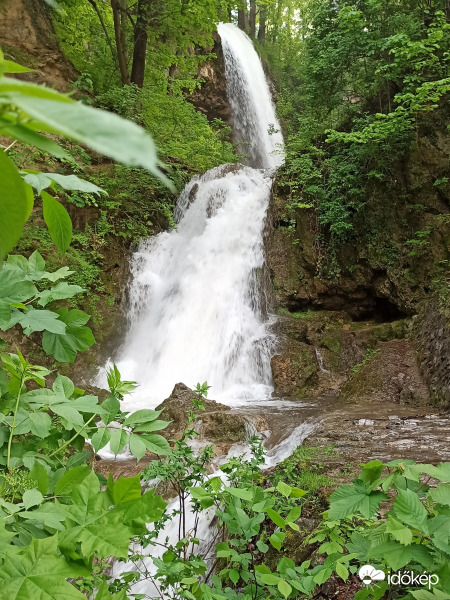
18, 308, 67, 335
1, 125, 70, 159
113, 476, 142, 505
392, 489, 428, 532
140, 433, 171, 455
430, 483, 450, 507
41, 191, 72, 253
109, 428, 129, 455
7, 252, 41, 281
42, 308, 95, 363
0, 536, 89, 600
24, 172, 106, 196
37, 282, 84, 307
329, 480, 388, 519
57, 471, 140, 558
4, 91, 170, 184
0, 149, 33, 258
369, 540, 433, 570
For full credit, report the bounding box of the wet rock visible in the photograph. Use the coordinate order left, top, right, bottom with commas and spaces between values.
271, 339, 318, 397
156, 383, 231, 438
156, 383, 268, 446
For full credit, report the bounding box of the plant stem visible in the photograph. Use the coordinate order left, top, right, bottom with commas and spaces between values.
7, 373, 25, 470
48, 414, 96, 458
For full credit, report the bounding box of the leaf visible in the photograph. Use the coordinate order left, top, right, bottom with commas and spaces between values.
278, 579, 292, 598
259, 573, 280, 585
113, 476, 142, 505
276, 481, 292, 498
58, 471, 163, 559
0, 149, 33, 258
3, 126, 71, 159
386, 515, 413, 545
329, 480, 387, 519
269, 531, 285, 550
335, 562, 349, 582
0, 536, 89, 599
38, 282, 84, 307
225, 487, 253, 501
18, 308, 66, 335
100, 394, 120, 425
129, 433, 147, 461
5, 91, 171, 185
28, 411, 52, 438
430, 483, 450, 507
22, 489, 44, 509
29, 461, 49, 495
369, 540, 433, 570
91, 427, 111, 452
229, 569, 239, 584
41, 190, 72, 253
109, 428, 129, 455
23, 173, 53, 195
133, 419, 170, 433
3, 60, 34, 74
55, 465, 90, 495
267, 508, 285, 529
256, 540, 268, 553
140, 433, 171, 455
393, 489, 428, 532
42, 266, 73, 282
123, 409, 162, 425
44, 173, 106, 195
42, 308, 94, 363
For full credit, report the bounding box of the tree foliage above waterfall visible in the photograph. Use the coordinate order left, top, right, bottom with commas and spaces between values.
260, 0, 450, 269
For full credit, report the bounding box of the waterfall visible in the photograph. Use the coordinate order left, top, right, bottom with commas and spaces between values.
217, 22, 283, 169
110, 23, 284, 411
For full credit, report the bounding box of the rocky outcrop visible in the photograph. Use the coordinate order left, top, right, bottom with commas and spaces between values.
188, 33, 231, 125
270, 310, 414, 399
0, 0, 77, 90
414, 299, 450, 410
156, 383, 268, 448
341, 339, 430, 406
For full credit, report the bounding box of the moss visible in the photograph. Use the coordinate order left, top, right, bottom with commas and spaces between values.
321, 336, 341, 353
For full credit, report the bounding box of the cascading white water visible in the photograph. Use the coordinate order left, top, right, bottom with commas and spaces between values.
110, 23, 284, 410
217, 22, 283, 169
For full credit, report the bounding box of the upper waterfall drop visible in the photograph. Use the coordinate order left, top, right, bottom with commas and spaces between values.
217, 22, 284, 169
107, 23, 284, 410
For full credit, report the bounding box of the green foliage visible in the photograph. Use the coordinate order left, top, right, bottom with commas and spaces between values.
266, 0, 450, 261
0, 251, 94, 363
309, 459, 450, 597
0, 47, 169, 259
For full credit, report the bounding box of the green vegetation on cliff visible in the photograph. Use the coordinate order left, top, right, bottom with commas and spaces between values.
263, 0, 450, 296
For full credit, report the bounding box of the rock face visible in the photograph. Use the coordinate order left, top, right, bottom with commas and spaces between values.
269, 310, 417, 402
188, 33, 231, 125
268, 108, 450, 323
0, 0, 77, 90
414, 299, 450, 410
156, 383, 268, 447
341, 339, 430, 406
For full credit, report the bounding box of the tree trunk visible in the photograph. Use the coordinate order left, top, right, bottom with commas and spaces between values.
130, 0, 151, 87
238, 7, 249, 32
257, 4, 266, 44
249, 0, 256, 37
111, 0, 130, 85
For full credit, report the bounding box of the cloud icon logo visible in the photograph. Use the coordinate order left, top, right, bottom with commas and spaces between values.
359, 565, 386, 585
